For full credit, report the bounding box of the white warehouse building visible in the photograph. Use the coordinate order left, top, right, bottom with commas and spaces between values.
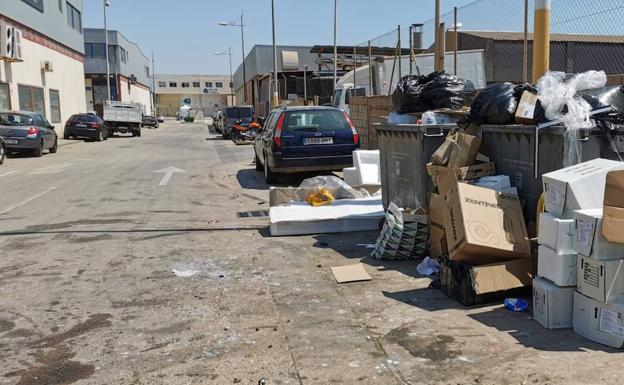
0, 0, 87, 131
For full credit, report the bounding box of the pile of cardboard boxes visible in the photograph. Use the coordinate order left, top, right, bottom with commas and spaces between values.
533, 159, 624, 348
427, 130, 533, 305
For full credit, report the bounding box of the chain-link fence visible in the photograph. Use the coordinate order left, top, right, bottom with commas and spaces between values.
418, 0, 624, 85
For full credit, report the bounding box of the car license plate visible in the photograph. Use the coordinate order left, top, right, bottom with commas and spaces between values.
4, 139, 18, 145
76, 124, 87, 127
304, 137, 333, 145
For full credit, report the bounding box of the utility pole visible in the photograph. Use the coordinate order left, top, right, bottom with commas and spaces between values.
303, 65, 308, 105
228, 45, 234, 106
240, 11, 247, 104
271, 0, 279, 108
532, 0, 551, 82
151, 52, 156, 115
397, 25, 401, 79
103, 0, 111, 101
523, 0, 529, 83
434, 0, 444, 72
333, 0, 338, 90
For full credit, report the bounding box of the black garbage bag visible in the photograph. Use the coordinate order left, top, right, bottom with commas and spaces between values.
468, 82, 534, 125
579, 86, 624, 126
392, 71, 475, 114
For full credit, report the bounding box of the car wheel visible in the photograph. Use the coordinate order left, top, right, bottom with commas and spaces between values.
0, 144, 5, 165
264, 153, 278, 184
136, 128, 142, 137
49, 139, 58, 154
255, 152, 264, 172
97, 130, 103, 142
63, 132, 70, 140
33, 140, 43, 157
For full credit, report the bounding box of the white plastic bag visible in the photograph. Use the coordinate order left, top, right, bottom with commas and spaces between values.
537, 70, 607, 166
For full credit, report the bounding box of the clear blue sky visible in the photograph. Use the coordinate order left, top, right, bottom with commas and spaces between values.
83, 0, 476, 75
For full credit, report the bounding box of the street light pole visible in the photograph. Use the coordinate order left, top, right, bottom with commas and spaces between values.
214, 47, 234, 107
240, 12, 247, 104
103, 0, 111, 101
151, 52, 155, 115
271, 0, 279, 109
303, 65, 308, 105
333, 0, 338, 90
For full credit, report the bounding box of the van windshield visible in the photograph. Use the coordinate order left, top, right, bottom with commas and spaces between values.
332, 90, 343, 106
225, 107, 253, 119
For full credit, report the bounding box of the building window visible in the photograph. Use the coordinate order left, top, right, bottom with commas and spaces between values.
22, 0, 44, 12
0, 83, 10, 110
145, 66, 150, 77
193, 82, 200, 88
49, 90, 61, 123
205, 82, 212, 88
169, 82, 177, 88
66, 2, 82, 33
58, 0, 63, 12
120, 47, 128, 63
84, 43, 106, 59
181, 82, 190, 88
215, 82, 223, 88
18, 85, 45, 116
158, 81, 167, 88
229, 82, 233, 89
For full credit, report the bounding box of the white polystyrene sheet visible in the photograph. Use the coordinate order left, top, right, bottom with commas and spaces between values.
343, 167, 360, 186
353, 150, 381, 185
269, 197, 384, 236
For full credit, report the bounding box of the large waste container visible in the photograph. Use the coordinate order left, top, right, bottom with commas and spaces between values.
377, 124, 451, 210
481, 124, 623, 224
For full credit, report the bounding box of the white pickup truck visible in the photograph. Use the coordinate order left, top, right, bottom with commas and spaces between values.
103, 101, 143, 137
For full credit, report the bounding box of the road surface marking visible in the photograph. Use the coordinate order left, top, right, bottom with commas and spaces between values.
0, 187, 57, 215
0, 171, 17, 177
153, 167, 185, 186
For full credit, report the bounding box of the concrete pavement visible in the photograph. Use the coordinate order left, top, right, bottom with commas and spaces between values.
1, 121, 623, 385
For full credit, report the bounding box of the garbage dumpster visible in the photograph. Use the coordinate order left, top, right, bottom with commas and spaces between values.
481, 124, 623, 224
376, 124, 452, 210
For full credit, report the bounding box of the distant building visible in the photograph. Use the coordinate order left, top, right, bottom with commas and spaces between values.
448, 30, 624, 84
0, 0, 87, 129
154, 74, 232, 117
232, 45, 336, 116
83, 28, 153, 115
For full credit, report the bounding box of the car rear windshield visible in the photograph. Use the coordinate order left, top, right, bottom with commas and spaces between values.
0, 113, 34, 126
70, 115, 98, 123
282, 110, 349, 132
225, 107, 253, 119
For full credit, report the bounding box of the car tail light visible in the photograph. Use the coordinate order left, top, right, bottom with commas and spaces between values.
273, 113, 285, 148
26, 127, 39, 139
343, 111, 359, 145
88, 122, 100, 128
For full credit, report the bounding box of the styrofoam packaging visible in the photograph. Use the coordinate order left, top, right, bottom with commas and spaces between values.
538, 212, 574, 254
573, 291, 624, 349
574, 208, 624, 260
353, 150, 381, 185
343, 167, 359, 186
577, 255, 624, 303
537, 245, 577, 287
533, 276, 575, 329
501, 187, 519, 196
542, 158, 624, 218
473, 175, 511, 191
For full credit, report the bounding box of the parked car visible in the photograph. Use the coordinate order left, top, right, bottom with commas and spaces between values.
0, 111, 58, 157
64, 113, 108, 141
0, 136, 5, 165
223, 106, 254, 139
254, 106, 359, 183
142, 115, 159, 128
157, 115, 165, 123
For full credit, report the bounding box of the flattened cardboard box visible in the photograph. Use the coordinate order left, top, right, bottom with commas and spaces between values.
439, 174, 531, 265
427, 162, 495, 187
515, 91, 538, 125
429, 193, 448, 258
603, 170, 624, 244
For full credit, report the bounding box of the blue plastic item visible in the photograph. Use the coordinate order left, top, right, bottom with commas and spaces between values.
504, 298, 529, 312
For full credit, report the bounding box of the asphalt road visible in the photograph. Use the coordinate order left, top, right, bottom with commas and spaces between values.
1, 120, 623, 385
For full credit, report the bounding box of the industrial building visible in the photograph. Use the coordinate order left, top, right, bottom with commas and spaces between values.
0, 0, 87, 128
232, 45, 337, 116
154, 74, 233, 117
83, 28, 153, 115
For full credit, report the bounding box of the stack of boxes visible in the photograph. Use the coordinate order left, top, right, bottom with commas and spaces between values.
533, 159, 624, 348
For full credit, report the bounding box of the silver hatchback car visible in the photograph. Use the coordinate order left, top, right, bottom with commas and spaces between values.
0, 111, 58, 157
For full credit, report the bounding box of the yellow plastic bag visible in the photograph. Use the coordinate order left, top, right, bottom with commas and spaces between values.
305, 188, 335, 207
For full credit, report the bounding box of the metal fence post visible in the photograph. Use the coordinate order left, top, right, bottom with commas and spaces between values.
397, 26, 402, 80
